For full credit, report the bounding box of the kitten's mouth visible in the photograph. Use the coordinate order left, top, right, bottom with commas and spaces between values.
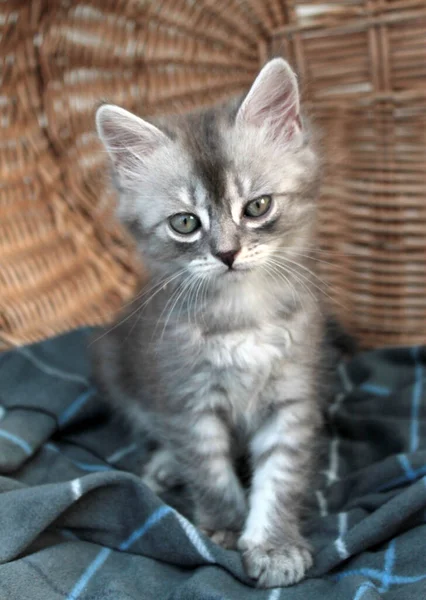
224, 266, 251, 275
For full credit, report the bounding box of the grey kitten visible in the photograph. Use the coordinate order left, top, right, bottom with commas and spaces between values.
93, 59, 325, 587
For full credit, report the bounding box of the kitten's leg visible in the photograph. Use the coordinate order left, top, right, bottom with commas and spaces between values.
239, 400, 319, 587
142, 447, 182, 493
179, 411, 247, 550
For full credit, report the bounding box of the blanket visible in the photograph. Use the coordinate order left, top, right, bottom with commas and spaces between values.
0, 328, 425, 599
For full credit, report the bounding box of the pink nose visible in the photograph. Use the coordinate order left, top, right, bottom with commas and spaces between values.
215, 250, 239, 268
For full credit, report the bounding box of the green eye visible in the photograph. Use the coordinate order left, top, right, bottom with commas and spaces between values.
169, 213, 201, 235
244, 195, 272, 218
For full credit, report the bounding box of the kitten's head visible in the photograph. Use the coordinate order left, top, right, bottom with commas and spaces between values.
96, 59, 320, 290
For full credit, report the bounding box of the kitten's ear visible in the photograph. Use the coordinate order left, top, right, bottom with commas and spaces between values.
236, 58, 301, 144
96, 104, 168, 187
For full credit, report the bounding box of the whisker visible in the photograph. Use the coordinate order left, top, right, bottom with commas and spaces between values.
274, 255, 331, 288
199, 273, 210, 329
121, 270, 188, 343
90, 269, 186, 345
265, 261, 313, 316
102, 270, 181, 318
153, 277, 189, 340
272, 258, 348, 312
182, 274, 200, 330
263, 261, 298, 308
282, 246, 362, 257
193, 274, 206, 329
159, 274, 198, 343
267, 258, 319, 314
272, 252, 345, 299
272, 250, 343, 271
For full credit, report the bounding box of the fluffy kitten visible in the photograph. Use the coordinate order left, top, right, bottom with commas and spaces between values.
93, 59, 325, 587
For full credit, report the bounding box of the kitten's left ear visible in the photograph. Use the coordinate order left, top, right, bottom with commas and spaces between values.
96, 104, 169, 189
236, 58, 302, 144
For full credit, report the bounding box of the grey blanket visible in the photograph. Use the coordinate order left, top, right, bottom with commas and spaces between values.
0, 328, 425, 600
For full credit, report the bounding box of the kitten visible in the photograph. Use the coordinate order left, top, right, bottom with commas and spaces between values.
93, 58, 325, 587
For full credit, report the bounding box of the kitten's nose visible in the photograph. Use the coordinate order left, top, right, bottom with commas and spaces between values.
215, 249, 240, 268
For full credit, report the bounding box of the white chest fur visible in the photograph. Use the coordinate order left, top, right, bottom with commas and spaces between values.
196, 324, 292, 420
204, 327, 288, 371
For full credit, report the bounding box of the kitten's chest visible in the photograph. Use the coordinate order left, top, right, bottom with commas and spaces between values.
198, 325, 291, 416
202, 327, 288, 371
160, 317, 295, 421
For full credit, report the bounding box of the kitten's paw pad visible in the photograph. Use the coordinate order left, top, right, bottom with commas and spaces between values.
203, 529, 239, 550
239, 541, 313, 588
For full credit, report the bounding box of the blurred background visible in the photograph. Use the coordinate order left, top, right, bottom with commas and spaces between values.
1, 0, 425, 349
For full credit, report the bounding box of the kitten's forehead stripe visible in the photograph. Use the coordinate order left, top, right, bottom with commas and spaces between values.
182, 108, 229, 209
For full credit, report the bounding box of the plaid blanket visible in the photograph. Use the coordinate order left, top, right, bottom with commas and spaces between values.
0, 328, 425, 599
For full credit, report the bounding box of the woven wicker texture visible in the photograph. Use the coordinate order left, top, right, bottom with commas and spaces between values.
1, 0, 425, 348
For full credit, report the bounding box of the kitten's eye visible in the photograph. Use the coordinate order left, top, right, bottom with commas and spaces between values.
244, 195, 272, 218
169, 213, 201, 235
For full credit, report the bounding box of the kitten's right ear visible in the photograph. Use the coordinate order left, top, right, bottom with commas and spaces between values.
236, 58, 302, 146
96, 104, 168, 188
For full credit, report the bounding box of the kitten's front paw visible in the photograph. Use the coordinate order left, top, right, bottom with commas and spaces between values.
238, 539, 313, 588
201, 529, 240, 550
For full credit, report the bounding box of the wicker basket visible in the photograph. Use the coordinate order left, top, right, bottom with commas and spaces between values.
1, 0, 425, 349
